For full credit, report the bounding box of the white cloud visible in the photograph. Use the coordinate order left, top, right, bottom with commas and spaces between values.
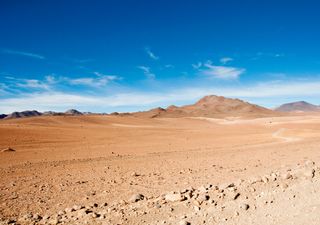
18, 79, 50, 89
193, 60, 244, 79
145, 48, 159, 60
252, 52, 285, 60
0, 83, 9, 95
2, 79, 320, 113
67, 72, 119, 87
2, 49, 45, 59
192, 62, 202, 69
45, 75, 57, 84
165, 64, 174, 68
202, 62, 245, 79
220, 57, 233, 65
137, 66, 156, 79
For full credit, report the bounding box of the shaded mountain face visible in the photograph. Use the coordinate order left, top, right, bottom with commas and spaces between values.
5, 110, 42, 119
134, 95, 276, 118
0, 114, 7, 119
275, 101, 320, 112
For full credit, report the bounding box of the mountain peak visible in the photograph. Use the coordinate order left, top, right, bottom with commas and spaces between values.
195, 95, 225, 105
65, 109, 83, 115
275, 101, 319, 112
135, 95, 275, 118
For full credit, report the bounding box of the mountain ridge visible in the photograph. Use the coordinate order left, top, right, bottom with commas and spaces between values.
275, 101, 320, 112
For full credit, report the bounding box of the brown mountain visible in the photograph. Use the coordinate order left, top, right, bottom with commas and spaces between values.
275, 101, 320, 112
134, 95, 277, 118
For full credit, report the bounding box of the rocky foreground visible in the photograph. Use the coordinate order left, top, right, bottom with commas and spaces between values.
2, 160, 319, 225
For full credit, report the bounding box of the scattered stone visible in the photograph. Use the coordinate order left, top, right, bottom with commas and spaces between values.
197, 194, 209, 202
304, 160, 315, 167
129, 194, 144, 203
282, 172, 293, 180
131, 172, 140, 177
262, 176, 269, 183
179, 220, 191, 225
280, 183, 288, 191
193, 200, 201, 207
219, 183, 235, 190
240, 203, 249, 210
194, 205, 201, 211
233, 192, 241, 200
1, 147, 16, 153
249, 177, 260, 184
65, 207, 74, 213
197, 186, 207, 193
165, 193, 185, 202
303, 169, 315, 179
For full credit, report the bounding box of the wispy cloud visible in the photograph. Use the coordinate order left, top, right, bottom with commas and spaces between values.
194, 60, 245, 79
2, 49, 45, 59
164, 64, 174, 69
145, 48, 159, 60
202, 64, 245, 79
3, 76, 52, 91
192, 62, 202, 69
0, 83, 9, 95
72, 59, 93, 63
137, 66, 156, 79
1, 72, 120, 94
67, 72, 119, 87
16, 79, 50, 90
220, 57, 233, 65
251, 52, 285, 60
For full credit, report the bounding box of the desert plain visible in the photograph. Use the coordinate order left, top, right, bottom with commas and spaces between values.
1, 111, 320, 224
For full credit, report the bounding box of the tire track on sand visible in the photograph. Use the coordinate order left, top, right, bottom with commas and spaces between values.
272, 128, 301, 143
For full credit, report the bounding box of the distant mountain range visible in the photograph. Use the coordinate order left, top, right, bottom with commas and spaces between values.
1, 97, 320, 120
4, 110, 42, 119
275, 101, 320, 112
0, 109, 83, 120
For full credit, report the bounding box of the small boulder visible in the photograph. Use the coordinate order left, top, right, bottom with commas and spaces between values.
165, 193, 185, 202
239, 203, 249, 210
1, 147, 16, 153
179, 220, 191, 225
129, 194, 144, 203
303, 169, 315, 179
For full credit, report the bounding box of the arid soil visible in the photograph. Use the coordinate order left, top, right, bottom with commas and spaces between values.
1, 114, 320, 224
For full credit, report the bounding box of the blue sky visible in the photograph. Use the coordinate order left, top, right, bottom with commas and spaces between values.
1, 0, 320, 113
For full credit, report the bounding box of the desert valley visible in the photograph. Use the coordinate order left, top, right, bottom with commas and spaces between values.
1, 95, 320, 224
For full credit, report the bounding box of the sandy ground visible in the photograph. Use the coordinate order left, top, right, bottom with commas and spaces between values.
1, 114, 320, 224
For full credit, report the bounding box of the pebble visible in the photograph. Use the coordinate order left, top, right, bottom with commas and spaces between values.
240, 203, 249, 210
165, 193, 185, 202
129, 194, 144, 203
280, 183, 288, 191
197, 186, 207, 193
233, 192, 240, 200
262, 176, 269, 183
197, 194, 209, 202
179, 220, 191, 225
281, 173, 293, 180
303, 169, 315, 179
131, 172, 140, 177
